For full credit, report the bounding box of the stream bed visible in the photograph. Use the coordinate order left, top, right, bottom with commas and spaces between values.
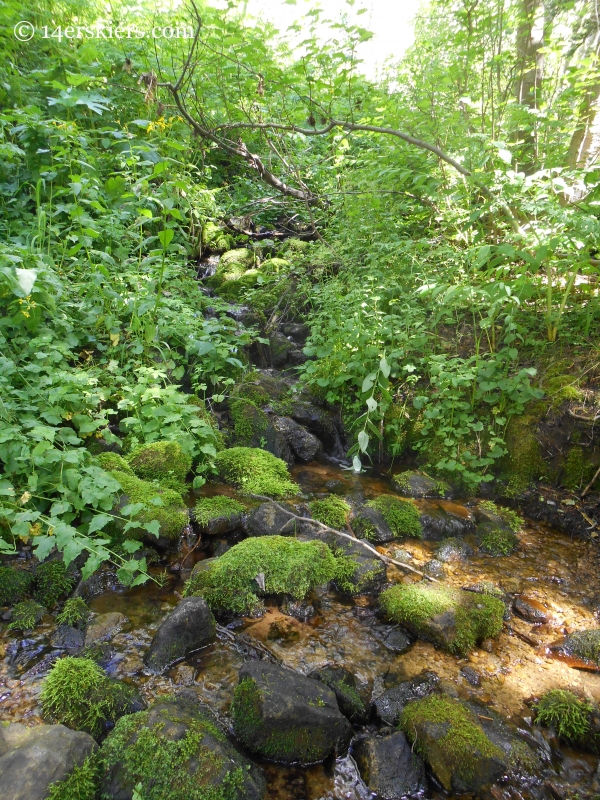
2, 461, 600, 799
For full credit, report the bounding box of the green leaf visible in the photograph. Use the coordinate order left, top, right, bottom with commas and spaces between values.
122, 539, 142, 553
88, 514, 113, 534
358, 430, 369, 453
158, 228, 174, 249
379, 356, 390, 378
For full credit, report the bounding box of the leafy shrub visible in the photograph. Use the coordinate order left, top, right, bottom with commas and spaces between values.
41, 657, 135, 738
366, 495, 422, 538
57, 598, 90, 629
309, 496, 350, 529
34, 560, 75, 608
8, 599, 45, 631
214, 447, 298, 498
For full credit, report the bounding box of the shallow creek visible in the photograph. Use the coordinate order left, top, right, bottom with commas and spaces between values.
2, 462, 600, 799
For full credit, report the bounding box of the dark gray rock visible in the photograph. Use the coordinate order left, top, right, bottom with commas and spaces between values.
422, 559, 447, 579
382, 628, 413, 653
374, 671, 439, 726
419, 502, 475, 541
353, 731, 427, 800
85, 612, 128, 647
291, 402, 343, 457
513, 596, 551, 624
268, 332, 295, 367
280, 323, 309, 344
392, 470, 455, 498
436, 537, 473, 563
308, 666, 369, 723
232, 661, 353, 764
50, 624, 85, 650
273, 416, 323, 462
102, 695, 265, 800
351, 507, 395, 544
287, 348, 308, 366
547, 629, 600, 668
460, 665, 481, 686
243, 502, 310, 537
0, 723, 97, 800
144, 597, 216, 673
279, 597, 315, 621
196, 509, 243, 537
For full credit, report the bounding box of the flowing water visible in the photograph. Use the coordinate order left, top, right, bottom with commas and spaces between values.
2, 462, 600, 799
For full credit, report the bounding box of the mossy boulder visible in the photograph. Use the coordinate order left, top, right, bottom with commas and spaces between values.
309, 496, 350, 529
533, 689, 598, 748
366, 495, 422, 539
0, 567, 33, 606
392, 470, 453, 499
373, 671, 439, 727
503, 407, 546, 497
227, 398, 291, 463
307, 666, 368, 723
273, 416, 323, 462
400, 695, 506, 793
100, 695, 265, 800
380, 582, 504, 656
219, 247, 254, 271
549, 629, 600, 669
126, 441, 192, 490
194, 495, 246, 536
476, 522, 518, 556
218, 269, 261, 302
214, 447, 298, 499
144, 597, 216, 673
183, 535, 340, 615
111, 470, 188, 543
8, 600, 45, 631
351, 506, 394, 544
96, 452, 134, 475
243, 501, 310, 538
231, 661, 353, 764
201, 221, 233, 254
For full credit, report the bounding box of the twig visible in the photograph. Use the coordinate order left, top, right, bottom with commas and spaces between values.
581, 465, 600, 498
249, 494, 439, 583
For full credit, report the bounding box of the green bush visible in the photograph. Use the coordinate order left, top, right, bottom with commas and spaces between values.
34, 560, 75, 608
309, 496, 350, 529
184, 535, 339, 615
8, 600, 45, 631
533, 689, 595, 745
41, 657, 135, 738
214, 447, 298, 498
0, 566, 33, 606
126, 441, 192, 490
194, 496, 246, 527
366, 495, 422, 538
57, 598, 90, 629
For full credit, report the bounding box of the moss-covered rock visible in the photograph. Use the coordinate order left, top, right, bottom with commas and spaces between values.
351, 506, 394, 544
366, 495, 422, 538
475, 500, 523, 532
8, 599, 45, 631
218, 269, 261, 302
41, 657, 137, 738
231, 377, 271, 408
307, 666, 368, 723
503, 407, 546, 497
281, 237, 309, 255
201, 221, 233, 254
126, 441, 192, 490
309, 496, 350, 529
100, 695, 265, 800
229, 398, 269, 447
194, 496, 246, 536
219, 248, 254, 271
260, 257, 291, 274
183, 535, 339, 615
533, 689, 597, 747
57, 598, 90, 629
400, 695, 506, 793
111, 471, 188, 542
476, 522, 518, 556
550, 629, 600, 669
391, 470, 451, 499
96, 452, 134, 475
380, 582, 504, 656
214, 447, 298, 499
0, 566, 33, 606
34, 560, 75, 608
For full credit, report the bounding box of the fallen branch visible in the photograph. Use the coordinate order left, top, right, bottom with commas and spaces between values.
249, 494, 439, 583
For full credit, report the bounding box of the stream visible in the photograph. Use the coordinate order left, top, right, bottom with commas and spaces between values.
2, 459, 600, 800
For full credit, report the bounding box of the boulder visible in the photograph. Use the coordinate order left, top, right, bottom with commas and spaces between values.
231, 661, 353, 764
272, 416, 323, 462
144, 597, 216, 673
227, 398, 292, 465
84, 611, 128, 646
0, 723, 96, 800
548, 629, 600, 670
351, 507, 395, 544
268, 332, 295, 367
392, 470, 455, 498
50, 624, 85, 650
353, 731, 427, 800
291, 402, 344, 457
307, 666, 369, 723
374, 671, 439, 726
101, 695, 265, 800
382, 627, 413, 653
436, 537, 473, 563
243, 501, 309, 537
419, 502, 475, 541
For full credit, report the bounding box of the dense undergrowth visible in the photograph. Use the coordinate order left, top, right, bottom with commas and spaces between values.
1, 0, 600, 581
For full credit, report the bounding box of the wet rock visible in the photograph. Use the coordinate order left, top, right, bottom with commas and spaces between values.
419, 502, 475, 541
272, 416, 323, 462
196, 509, 243, 538
0, 723, 97, 800
460, 665, 481, 686
308, 666, 369, 723
351, 507, 395, 544
244, 501, 310, 537
393, 548, 413, 563
279, 597, 315, 621
84, 612, 128, 647
144, 597, 216, 673
353, 731, 427, 800
325, 479, 346, 494
383, 627, 413, 654
287, 348, 308, 366
476, 520, 518, 556
374, 671, 439, 726
77, 566, 123, 599
101, 695, 265, 800
291, 402, 343, 456
513, 596, 552, 624
436, 537, 473, 563
231, 661, 353, 764
392, 470, 455, 499
422, 559, 447, 579
228, 397, 293, 464
50, 624, 85, 650
548, 629, 600, 670
172, 664, 197, 685
268, 331, 295, 367
280, 322, 309, 345
6, 639, 45, 673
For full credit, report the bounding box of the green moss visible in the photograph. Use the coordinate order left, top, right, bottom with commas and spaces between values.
47, 755, 99, 800
563, 445, 598, 492
380, 582, 504, 656
184, 535, 338, 615
0, 566, 33, 606
504, 408, 546, 497
41, 657, 135, 738
214, 447, 298, 499
219, 248, 254, 271
309, 496, 350, 529
34, 560, 75, 608
126, 441, 192, 490
366, 495, 422, 538
400, 695, 504, 789
260, 257, 291, 274
231, 378, 270, 408
111, 471, 188, 541
57, 598, 90, 629
477, 525, 518, 556
534, 689, 594, 745
562, 630, 600, 666
352, 516, 378, 541
202, 221, 233, 254
478, 501, 524, 532
229, 398, 269, 446
194, 496, 246, 527
546, 374, 584, 408
281, 237, 309, 254
95, 452, 134, 475
8, 599, 45, 631
99, 704, 246, 800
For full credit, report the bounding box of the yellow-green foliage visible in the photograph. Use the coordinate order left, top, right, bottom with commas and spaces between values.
504, 408, 546, 497
218, 269, 261, 302
96, 452, 134, 475
281, 238, 309, 254
201, 221, 233, 253
545, 373, 584, 408
8, 599, 45, 631
400, 695, 504, 789
214, 447, 298, 498
57, 597, 90, 628
309, 496, 350, 529
194, 496, 246, 526
0, 566, 33, 606
34, 560, 75, 608
41, 657, 134, 738
111, 471, 188, 540
184, 535, 339, 615
380, 582, 504, 656
260, 257, 291, 274
366, 495, 422, 538
534, 690, 594, 745
229, 398, 269, 446
126, 441, 192, 490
